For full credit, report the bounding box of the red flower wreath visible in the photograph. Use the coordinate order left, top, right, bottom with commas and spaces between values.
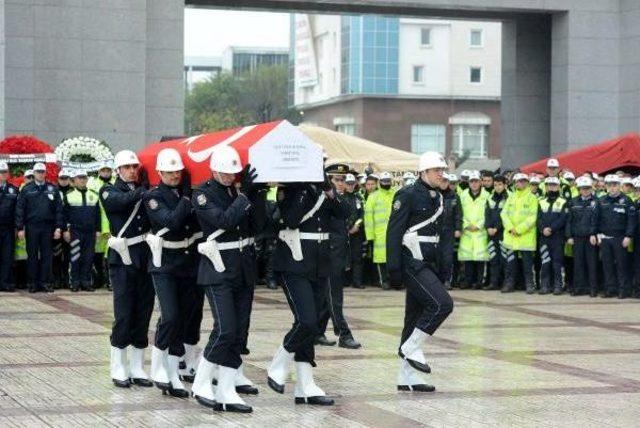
0, 135, 59, 186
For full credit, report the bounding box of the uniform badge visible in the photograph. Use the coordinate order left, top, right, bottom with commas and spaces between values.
102, 191, 109, 200
590, 201, 596, 207
393, 200, 401, 211
8, 188, 13, 194
619, 198, 625, 204
197, 194, 207, 206
47, 185, 54, 191
429, 190, 437, 198
148, 199, 158, 210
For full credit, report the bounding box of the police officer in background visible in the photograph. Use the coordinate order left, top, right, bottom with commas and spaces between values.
537, 177, 568, 295
53, 168, 73, 289
89, 161, 116, 290
15, 162, 63, 293
266, 169, 350, 407
0, 161, 18, 292
101, 150, 154, 389
484, 175, 508, 291
597, 174, 636, 299
63, 169, 101, 292
144, 148, 201, 399
190, 145, 266, 413
438, 173, 461, 290
344, 173, 365, 289
566, 176, 599, 297
387, 152, 454, 393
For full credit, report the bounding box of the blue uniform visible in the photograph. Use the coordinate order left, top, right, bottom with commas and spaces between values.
0, 182, 18, 291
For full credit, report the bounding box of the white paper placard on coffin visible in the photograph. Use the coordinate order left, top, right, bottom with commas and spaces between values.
248, 121, 324, 183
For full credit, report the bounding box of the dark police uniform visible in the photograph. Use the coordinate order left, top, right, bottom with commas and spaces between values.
566, 194, 599, 296
100, 178, 155, 350
344, 189, 365, 288
145, 183, 203, 360
0, 182, 18, 291
63, 186, 101, 291
15, 181, 64, 292
439, 187, 462, 288
484, 190, 508, 290
537, 193, 568, 295
386, 180, 454, 367
596, 193, 636, 298
53, 183, 72, 289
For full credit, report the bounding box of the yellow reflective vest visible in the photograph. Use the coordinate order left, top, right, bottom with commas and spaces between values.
364, 187, 396, 263
458, 188, 490, 261
501, 188, 539, 251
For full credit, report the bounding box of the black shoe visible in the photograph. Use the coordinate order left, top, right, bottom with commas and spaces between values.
618, 291, 629, 299
295, 396, 334, 406
113, 378, 131, 388
214, 402, 253, 413
353, 284, 365, 289
381, 282, 391, 290
70, 284, 80, 292
501, 284, 514, 293
267, 377, 284, 394
553, 287, 563, 296
398, 351, 431, 374
526, 286, 536, 295
81, 285, 95, 292
193, 393, 217, 409
459, 283, 469, 290
131, 378, 153, 387
590, 289, 598, 298
603, 291, 616, 298
180, 374, 195, 383
315, 335, 336, 346
236, 384, 259, 395
538, 287, 550, 295
444, 281, 452, 291
266, 279, 278, 290
43, 284, 54, 293
398, 384, 436, 393
483, 284, 499, 290
165, 386, 189, 398
338, 336, 361, 349
154, 381, 171, 392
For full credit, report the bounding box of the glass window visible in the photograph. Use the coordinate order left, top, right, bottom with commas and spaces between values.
421, 28, 431, 46
470, 29, 483, 47
411, 124, 446, 154
470, 67, 482, 83
413, 65, 424, 83
453, 125, 488, 158
336, 124, 356, 135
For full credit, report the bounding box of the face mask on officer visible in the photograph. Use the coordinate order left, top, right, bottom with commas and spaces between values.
380, 180, 392, 190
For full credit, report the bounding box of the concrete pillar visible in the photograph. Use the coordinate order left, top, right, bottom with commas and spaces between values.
500, 16, 551, 169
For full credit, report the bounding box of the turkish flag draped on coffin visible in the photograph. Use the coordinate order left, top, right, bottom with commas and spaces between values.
138, 120, 324, 186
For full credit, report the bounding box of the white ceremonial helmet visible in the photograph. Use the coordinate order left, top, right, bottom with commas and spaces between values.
0, 161, 8, 171
563, 171, 576, 181
345, 173, 356, 183
114, 150, 140, 169
547, 158, 560, 168
544, 177, 560, 185
33, 162, 46, 172
576, 176, 593, 188
209, 145, 243, 174
512, 173, 529, 182
402, 171, 416, 180
418, 151, 447, 172
73, 169, 88, 178
379, 171, 393, 182
604, 174, 621, 184
156, 148, 185, 172
468, 170, 481, 181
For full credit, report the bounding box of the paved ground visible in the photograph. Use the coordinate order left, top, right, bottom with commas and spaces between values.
0, 287, 639, 427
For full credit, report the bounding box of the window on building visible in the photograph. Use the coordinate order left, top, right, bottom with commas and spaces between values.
336, 123, 356, 135
453, 125, 488, 158
413, 65, 424, 83
470, 29, 483, 47
470, 67, 482, 83
411, 124, 446, 154
420, 28, 431, 46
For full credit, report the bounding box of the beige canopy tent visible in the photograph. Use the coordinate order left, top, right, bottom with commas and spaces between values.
298, 124, 419, 173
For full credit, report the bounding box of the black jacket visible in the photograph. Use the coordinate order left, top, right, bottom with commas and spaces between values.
537, 194, 568, 238
596, 193, 636, 238
566, 195, 598, 238
100, 178, 150, 269
484, 190, 508, 240
15, 181, 63, 230
144, 183, 201, 276
63, 188, 101, 233
0, 183, 18, 229
441, 188, 462, 234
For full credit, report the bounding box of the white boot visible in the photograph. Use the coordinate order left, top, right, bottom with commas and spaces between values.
167, 355, 189, 397
399, 328, 431, 373
267, 345, 294, 393
215, 366, 252, 413
150, 346, 170, 389
179, 344, 200, 381
128, 346, 152, 386
293, 362, 334, 405
235, 363, 258, 395
191, 357, 216, 408
397, 359, 434, 392
110, 346, 130, 387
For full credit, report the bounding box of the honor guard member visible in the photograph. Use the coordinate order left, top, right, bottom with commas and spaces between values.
403, 172, 417, 187
53, 168, 73, 289
0, 161, 18, 292
144, 149, 202, 398
386, 151, 454, 393
15, 162, 64, 293
101, 150, 154, 389
438, 173, 462, 290
190, 145, 266, 413
266, 171, 351, 407
317, 164, 361, 349
344, 173, 365, 289
597, 174, 636, 299
537, 177, 568, 295
566, 176, 599, 297
501, 173, 539, 293
90, 161, 116, 290
63, 169, 101, 292
484, 175, 509, 290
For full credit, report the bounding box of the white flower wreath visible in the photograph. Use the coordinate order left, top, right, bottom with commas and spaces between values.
55, 136, 113, 167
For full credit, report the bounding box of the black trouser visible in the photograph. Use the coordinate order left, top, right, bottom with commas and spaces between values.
280, 272, 327, 365
318, 263, 352, 339
600, 236, 631, 295
573, 237, 598, 293
110, 264, 155, 349
202, 271, 254, 369
153, 273, 201, 357
539, 235, 564, 291
348, 232, 363, 287
52, 238, 69, 288
463, 261, 484, 286
488, 239, 504, 288
504, 250, 534, 289
439, 230, 455, 284
25, 224, 54, 289
400, 265, 454, 346
183, 283, 204, 346
0, 228, 14, 290
69, 229, 96, 287
264, 237, 277, 285
93, 252, 109, 288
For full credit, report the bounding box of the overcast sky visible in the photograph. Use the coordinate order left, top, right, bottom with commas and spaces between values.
184, 9, 291, 57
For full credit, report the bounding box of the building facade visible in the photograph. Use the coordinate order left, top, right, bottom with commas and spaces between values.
292, 14, 502, 162
222, 46, 289, 77
184, 55, 222, 91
